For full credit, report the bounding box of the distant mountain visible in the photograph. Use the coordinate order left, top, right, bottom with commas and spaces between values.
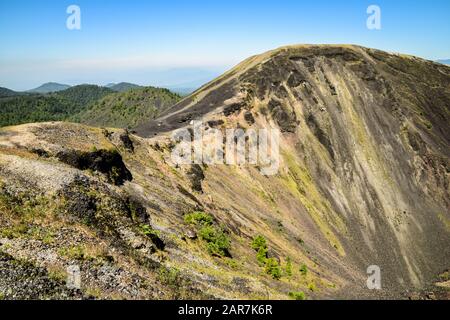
106, 82, 143, 92
436, 59, 450, 65
28, 82, 71, 93
0, 87, 20, 98
0, 83, 181, 129
164, 77, 217, 96
0, 94, 75, 127
72, 86, 181, 128
164, 87, 197, 96
56, 84, 114, 107
0, 85, 114, 127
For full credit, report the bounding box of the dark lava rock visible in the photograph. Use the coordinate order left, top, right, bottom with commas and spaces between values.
267, 99, 298, 133
57, 149, 132, 186
186, 164, 205, 193
30, 148, 50, 158
244, 111, 255, 125
224, 103, 243, 116
305, 114, 335, 160
207, 119, 225, 128
126, 196, 150, 224
119, 130, 135, 152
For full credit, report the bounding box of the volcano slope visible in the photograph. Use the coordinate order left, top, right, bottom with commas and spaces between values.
0, 45, 449, 300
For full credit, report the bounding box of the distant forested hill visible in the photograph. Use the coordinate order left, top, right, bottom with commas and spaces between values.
56, 85, 114, 107
0, 94, 75, 126
107, 82, 143, 92
0, 84, 181, 128
71, 87, 181, 128
0, 85, 113, 127
27, 82, 71, 93
0, 87, 21, 98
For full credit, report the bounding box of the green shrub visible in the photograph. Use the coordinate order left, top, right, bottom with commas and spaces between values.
183, 211, 231, 257
140, 224, 160, 237
440, 271, 450, 281
225, 258, 238, 269
285, 257, 293, 276
299, 264, 308, 276
199, 225, 230, 257
0, 223, 28, 239
308, 282, 317, 292
252, 235, 268, 265
265, 258, 282, 280
184, 212, 213, 226
251, 235, 267, 251
41, 231, 55, 245
256, 247, 268, 265
158, 267, 181, 288
59, 245, 85, 260
288, 291, 306, 300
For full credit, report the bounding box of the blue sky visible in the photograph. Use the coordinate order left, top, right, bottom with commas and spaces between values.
1, 0, 449, 90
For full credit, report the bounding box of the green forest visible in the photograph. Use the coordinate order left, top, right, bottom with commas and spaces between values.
0, 85, 181, 129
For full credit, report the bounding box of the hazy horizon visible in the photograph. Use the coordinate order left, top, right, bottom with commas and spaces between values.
1, 0, 450, 91
3, 67, 225, 92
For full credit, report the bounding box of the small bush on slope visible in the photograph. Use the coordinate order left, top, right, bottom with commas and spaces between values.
184, 212, 231, 257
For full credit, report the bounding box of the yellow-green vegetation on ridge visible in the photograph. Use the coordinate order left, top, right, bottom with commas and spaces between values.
72, 87, 181, 129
